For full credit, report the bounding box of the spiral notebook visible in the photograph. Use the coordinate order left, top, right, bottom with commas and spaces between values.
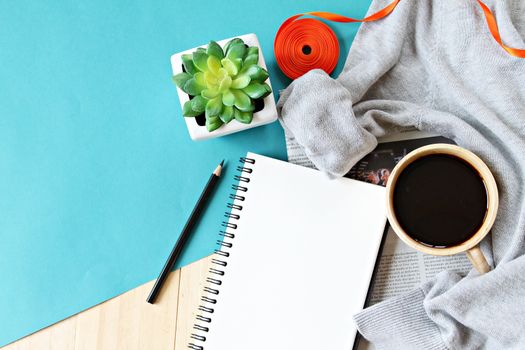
189, 153, 387, 350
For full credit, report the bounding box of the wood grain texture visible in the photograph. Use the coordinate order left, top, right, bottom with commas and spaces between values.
175, 256, 212, 350
2, 256, 212, 350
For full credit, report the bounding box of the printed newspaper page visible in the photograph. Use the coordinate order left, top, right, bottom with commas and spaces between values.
284, 130, 472, 350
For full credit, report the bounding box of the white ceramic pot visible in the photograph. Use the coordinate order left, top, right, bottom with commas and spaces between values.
170, 33, 277, 141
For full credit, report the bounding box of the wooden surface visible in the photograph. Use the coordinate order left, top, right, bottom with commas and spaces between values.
2, 256, 213, 350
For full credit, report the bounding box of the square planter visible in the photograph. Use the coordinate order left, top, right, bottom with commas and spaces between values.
171, 33, 277, 141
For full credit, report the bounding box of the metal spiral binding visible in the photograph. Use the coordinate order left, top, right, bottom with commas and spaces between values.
188, 156, 255, 350
229, 193, 245, 201
233, 174, 250, 183
237, 165, 253, 174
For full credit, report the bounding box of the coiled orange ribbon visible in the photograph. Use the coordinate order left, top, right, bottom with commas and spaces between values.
274, 0, 525, 80
274, 0, 400, 79
273, 18, 339, 80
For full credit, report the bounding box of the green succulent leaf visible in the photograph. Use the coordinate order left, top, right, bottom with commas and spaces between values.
201, 87, 220, 99
218, 76, 232, 92
243, 54, 259, 68
232, 90, 252, 111
233, 107, 241, 121
217, 67, 228, 77
223, 38, 243, 56
206, 115, 223, 132
172, 72, 192, 90
205, 96, 223, 117
190, 95, 207, 113
222, 90, 235, 106
227, 43, 247, 60
194, 72, 206, 86
204, 71, 218, 86
193, 52, 209, 72
233, 58, 243, 71
182, 100, 201, 117
245, 65, 269, 82
243, 82, 272, 99
207, 41, 224, 59
181, 54, 197, 75
221, 58, 238, 76
195, 47, 206, 53
234, 108, 253, 124
231, 74, 251, 89
247, 46, 258, 56
245, 102, 256, 112
184, 78, 205, 96
219, 105, 234, 123
207, 55, 221, 75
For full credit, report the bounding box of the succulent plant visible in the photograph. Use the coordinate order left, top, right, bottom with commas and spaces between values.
173, 38, 272, 132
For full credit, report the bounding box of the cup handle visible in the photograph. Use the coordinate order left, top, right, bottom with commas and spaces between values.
466, 246, 491, 274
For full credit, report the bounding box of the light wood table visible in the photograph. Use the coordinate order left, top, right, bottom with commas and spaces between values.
2, 256, 213, 350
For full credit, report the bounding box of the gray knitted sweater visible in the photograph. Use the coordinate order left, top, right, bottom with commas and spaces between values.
277, 0, 525, 349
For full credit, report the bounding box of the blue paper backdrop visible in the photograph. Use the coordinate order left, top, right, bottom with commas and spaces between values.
0, 0, 371, 346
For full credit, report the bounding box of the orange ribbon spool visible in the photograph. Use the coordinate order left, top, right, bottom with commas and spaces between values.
274, 17, 339, 80
274, 0, 525, 80
274, 0, 400, 79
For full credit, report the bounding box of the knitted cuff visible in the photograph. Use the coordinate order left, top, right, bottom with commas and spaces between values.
277, 69, 377, 178
354, 288, 448, 350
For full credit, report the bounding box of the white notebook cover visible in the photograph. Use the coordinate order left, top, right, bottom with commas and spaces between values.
193, 153, 387, 350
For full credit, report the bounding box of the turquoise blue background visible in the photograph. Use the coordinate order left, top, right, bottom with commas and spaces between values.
0, 0, 371, 346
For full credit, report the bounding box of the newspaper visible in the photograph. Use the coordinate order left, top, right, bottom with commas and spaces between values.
285, 131, 472, 350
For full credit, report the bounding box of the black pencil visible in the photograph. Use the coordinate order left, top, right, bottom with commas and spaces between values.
147, 160, 225, 304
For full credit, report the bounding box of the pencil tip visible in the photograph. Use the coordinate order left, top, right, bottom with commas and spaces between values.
214, 160, 224, 176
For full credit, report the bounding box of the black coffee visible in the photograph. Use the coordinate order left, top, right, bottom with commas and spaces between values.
393, 154, 487, 247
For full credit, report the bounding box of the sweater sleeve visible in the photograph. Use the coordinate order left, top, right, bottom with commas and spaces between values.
277, 70, 378, 177
355, 257, 525, 350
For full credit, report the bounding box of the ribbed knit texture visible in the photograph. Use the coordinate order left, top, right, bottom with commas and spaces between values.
354, 288, 447, 350
277, 0, 525, 348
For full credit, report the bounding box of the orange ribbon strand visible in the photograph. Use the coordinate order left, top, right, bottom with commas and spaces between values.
477, 0, 525, 58
274, 0, 525, 80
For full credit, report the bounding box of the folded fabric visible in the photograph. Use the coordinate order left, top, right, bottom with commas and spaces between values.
277, 0, 525, 349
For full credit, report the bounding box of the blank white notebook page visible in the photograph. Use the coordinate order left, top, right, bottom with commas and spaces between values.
199, 152, 387, 350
